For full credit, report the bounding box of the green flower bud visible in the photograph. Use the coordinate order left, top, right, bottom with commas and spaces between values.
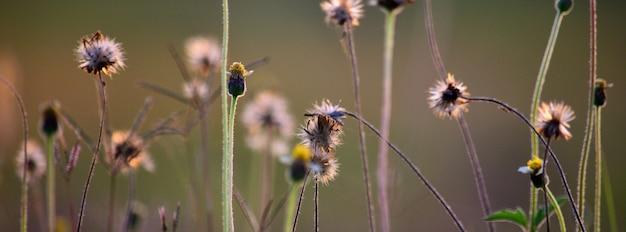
40, 105, 59, 137
555, 0, 573, 15
593, 79, 611, 107
227, 62, 250, 98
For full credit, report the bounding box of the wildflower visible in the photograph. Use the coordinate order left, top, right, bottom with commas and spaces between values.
369, 0, 413, 12
298, 114, 343, 153
535, 102, 575, 140
287, 144, 313, 183
39, 104, 60, 138
306, 99, 346, 125
321, 0, 364, 26
594, 79, 612, 108
184, 36, 221, 77
518, 155, 546, 188
309, 149, 340, 185
227, 62, 253, 98
182, 78, 209, 100
428, 73, 470, 119
75, 31, 125, 77
15, 140, 47, 184
109, 131, 154, 174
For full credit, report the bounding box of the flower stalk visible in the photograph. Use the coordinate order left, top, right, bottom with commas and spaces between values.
220, 0, 231, 229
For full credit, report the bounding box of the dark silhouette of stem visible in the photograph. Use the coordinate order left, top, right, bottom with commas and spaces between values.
314, 181, 319, 232
542, 139, 553, 232
345, 111, 466, 232
291, 172, 309, 232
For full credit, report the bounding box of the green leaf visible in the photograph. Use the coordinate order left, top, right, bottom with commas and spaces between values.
485, 207, 527, 229
533, 196, 567, 227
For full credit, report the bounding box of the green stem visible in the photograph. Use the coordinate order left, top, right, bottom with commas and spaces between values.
223, 96, 238, 232
541, 139, 552, 232
107, 175, 116, 232
283, 184, 300, 232
577, 103, 595, 227
530, 188, 538, 232
377, 10, 397, 232
345, 22, 376, 232
46, 137, 56, 232
593, 107, 601, 232
601, 156, 617, 232
220, 0, 230, 229
545, 187, 566, 232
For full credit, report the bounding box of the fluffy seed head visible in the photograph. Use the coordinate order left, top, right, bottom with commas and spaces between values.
309, 149, 339, 185
306, 99, 346, 125
182, 78, 209, 100
15, 140, 47, 184
321, 0, 364, 26
428, 73, 470, 119
535, 101, 575, 140
75, 31, 125, 77
184, 36, 221, 77
298, 114, 343, 153
109, 131, 154, 174
242, 91, 295, 156
39, 104, 60, 138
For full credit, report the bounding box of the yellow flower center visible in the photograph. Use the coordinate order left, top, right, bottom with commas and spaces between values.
228, 62, 247, 76
292, 144, 312, 162
527, 155, 543, 171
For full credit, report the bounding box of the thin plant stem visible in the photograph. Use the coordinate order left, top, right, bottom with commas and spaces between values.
64, 177, 76, 231
283, 184, 300, 232
344, 22, 376, 232
422, 1, 492, 230
200, 108, 215, 232
223, 96, 239, 232
463, 96, 585, 231
530, 188, 539, 232
233, 187, 260, 232
541, 139, 553, 232
33, 184, 47, 232
45, 137, 56, 232
376, 10, 397, 232
545, 187, 566, 232
107, 175, 117, 232
123, 171, 137, 232
601, 157, 618, 232
577, 0, 597, 223
291, 172, 309, 232
593, 107, 602, 232
76, 73, 108, 232
261, 127, 274, 220
262, 184, 294, 231
0, 75, 29, 232
456, 115, 495, 232
314, 181, 319, 232
345, 111, 466, 232
220, 0, 231, 229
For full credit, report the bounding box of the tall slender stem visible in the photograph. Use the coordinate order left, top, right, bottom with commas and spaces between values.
345, 111, 466, 231
76, 74, 108, 232
593, 107, 602, 232
261, 127, 274, 221
601, 157, 618, 232
546, 187, 566, 232
578, 0, 597, 229
530, 188, 539, 232
1, 75, 29, 232
200, 108, 215, 232
423, 0, 447, 80
45, 137, 56, 232
314, 181, 319, 232
344, 22, 376, 232
107, 175, 117, 232
123, 171, 136, 232
283, 184, 300, 232
291, 172, 309, 232
377, 10, 397, 232
223, 96, 238, 232
541, 139, 552, 232
220, 0, 231, 229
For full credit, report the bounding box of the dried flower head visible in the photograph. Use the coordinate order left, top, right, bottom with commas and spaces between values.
15, 140, 47, 184
535, 101, 575, 140
321, 0, 364, 26
298, 114, 343, 153
39, 104, 60, 138
109, 131, 154, 174
369, 0, 413, 12
306, 99, 346, 125
428, 73, 470, 119
75, 31, 125, 77
518, 155, 546, 188
242, 91, 295, 156
227, 62, 253, 98
309, 149, 339, 185
184, 36, 221, 77
182, 78, 209, 100
594, 79, 612, 108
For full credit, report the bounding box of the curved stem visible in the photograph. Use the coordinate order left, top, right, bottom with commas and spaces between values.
344, 22, 376, 232
46, 137, 56, 232
76, 74, 108, 232
377, 10, 397, 232
423, 0, 447, 80
345, 111, 466, 232
220, 0, 231, 230
593, 107, 602, 232
545, 187, 566, 232
463, 96, 585, 231
0, 75, 29, 232
291, 172, 309, 232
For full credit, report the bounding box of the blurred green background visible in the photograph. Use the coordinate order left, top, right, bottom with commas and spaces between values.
1, 0, 625, 231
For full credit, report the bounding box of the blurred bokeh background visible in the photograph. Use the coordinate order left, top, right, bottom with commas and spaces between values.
1, 0, 625, 231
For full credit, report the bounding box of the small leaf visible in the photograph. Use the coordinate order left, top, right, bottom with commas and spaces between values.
485, 207, 527, 229
533, 196, 567, 227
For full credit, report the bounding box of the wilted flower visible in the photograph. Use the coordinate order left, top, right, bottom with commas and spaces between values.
109, 131, 154, 174
306, 99, 346, 125
321, 0, 364, 26
184, 36, 221, 77
15, 140, 47, 184
428, 73, 470, 119
309, 149, 339, 185
535, 101, 575, 140
39, 103, 60, 138
242, 91, 295, 156
75, 31, 125, 77
298, 114, 343, 153
182, 78, 209, 100
518, 155, 546, 188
